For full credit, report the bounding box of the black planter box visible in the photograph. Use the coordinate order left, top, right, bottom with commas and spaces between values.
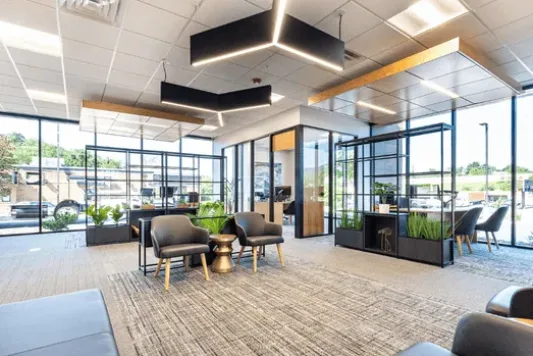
398, 237, 453, 265
335, 228, 363, 250
86, 225, 131, 246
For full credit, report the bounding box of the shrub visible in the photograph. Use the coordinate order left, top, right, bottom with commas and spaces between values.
86, 204, 112, 226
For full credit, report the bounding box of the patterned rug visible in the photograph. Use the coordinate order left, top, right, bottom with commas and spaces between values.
452, 243, 533, 285
109, 257, 468, 356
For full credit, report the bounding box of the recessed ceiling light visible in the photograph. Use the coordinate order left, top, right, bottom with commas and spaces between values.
387, 0, 467, 37
357, 101, 396, 115
27, 90, 66, 104
271, 93, 284, 102
202, 124, 219, 132
0, 21, 61, 57
421, 80, 459, 98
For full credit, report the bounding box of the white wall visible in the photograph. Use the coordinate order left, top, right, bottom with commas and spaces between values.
214, 106, 300, 149
299, 105, 370, 138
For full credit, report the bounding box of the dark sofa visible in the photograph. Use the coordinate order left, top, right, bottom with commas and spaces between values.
0, 289, 118, 356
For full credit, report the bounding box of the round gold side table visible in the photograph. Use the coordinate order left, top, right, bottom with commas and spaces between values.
210, 234, 237, 274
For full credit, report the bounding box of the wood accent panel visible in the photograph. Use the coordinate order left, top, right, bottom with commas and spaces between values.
308, 38, 461, 105
272, 130, 295, 151
303, 201, 324, 236
254, 201, 286, 225
82, 100, 205, 125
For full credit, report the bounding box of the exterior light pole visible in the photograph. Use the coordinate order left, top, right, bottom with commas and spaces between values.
479, 123, 489, 204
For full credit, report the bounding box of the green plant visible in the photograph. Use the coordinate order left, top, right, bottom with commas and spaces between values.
42, 212, 78, 231
86, 204, 112, 227
423, 219, 450, 241
110, 205, 123, 226
373, 182, 396, 204
178, 199, 187, 205
353, 212, 363, 230
407, 213, 425, 238
189, 201, 228, 235
338, 211, 363, 230
338, 212, 352, 229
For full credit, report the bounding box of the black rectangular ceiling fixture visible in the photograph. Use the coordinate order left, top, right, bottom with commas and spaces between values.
189, 0, 345, 71
160, 82, 272, 113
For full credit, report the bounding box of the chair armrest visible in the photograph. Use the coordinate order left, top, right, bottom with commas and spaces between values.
192, 226, 210, 245
235, 222, 247, 246
510, 288, 533, 319
150, 230, 160, 256
264, 222, 282, 236
452, 313, 533, 356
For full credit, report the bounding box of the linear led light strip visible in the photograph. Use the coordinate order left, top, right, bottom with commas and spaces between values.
191, 0, 342, 72
357, 101, 396, 115
421, 80, 459, 99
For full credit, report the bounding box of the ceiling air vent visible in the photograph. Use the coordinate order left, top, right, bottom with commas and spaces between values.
344, 49, 361, 62
59, 0, 121, 24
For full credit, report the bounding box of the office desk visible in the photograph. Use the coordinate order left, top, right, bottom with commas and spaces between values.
254, 201, 290, 225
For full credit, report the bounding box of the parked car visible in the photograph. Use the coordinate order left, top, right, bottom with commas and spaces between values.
10, 202, 55, 218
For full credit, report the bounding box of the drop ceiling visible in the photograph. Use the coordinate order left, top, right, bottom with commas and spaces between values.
0, 0, 531, 138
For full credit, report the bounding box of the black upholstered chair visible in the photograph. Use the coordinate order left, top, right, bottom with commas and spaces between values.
475, 206, 509, 252
454, 207, 483, 256
284, 201, 295, 224
486, 286, 533, 320
397, 312, 533, 356
234, 212, 284, 273
151, 215, 210, 290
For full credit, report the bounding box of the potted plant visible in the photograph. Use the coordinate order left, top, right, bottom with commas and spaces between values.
42, 212, 78, 232
177, 199, 188, 208
334, 210, 364, 249
373, 182, 396, 214
398, 213, 453, 265
86, 204, 130, 245
189, 201, 229, 236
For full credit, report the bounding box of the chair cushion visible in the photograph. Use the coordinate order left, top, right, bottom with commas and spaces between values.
160, 243, 210, 258
246, 235, 284, 247
486, 286, 524, 317
0, 289, 117, 356
396, 342, 455, 356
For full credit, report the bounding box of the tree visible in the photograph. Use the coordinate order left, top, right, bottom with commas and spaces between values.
501, 164, 531, 173
464, 161, 497, 176
0, 135, 15, 196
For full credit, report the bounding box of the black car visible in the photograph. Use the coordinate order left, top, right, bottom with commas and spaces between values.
10, 202, 55, 218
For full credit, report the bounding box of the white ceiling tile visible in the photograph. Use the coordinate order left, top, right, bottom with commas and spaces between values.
389, 83, 435, 101
271, 79, 311, 97
9, 48, 62, 72
189, 74, 233, 93
493, 14, 533, 47
285, 65, 338, 89
312, 98, 352, 111
0, 61, 17, 77
0, 94, 33, 106
229, 48, 276, 68
463, 0, 495, 9
508, 37, 533, 59
431, 65, 491, 88
140, 0, 197, 18
346, 23, 408, 58
285, 0, 348, 25
487, 47, 516, 65
202, 61, 250, 82
415, 13, 486, 47
475, 0, 533, 30
465, 32, 503, 53
165, 46, 200, 72
151, 64, 198, 86
245, 0, 272, 9
254, 54, 307, 78
341, 59, 382, 79
65, 75, 105, 101
17, 64, 63, 85
64, 58, 108, 81
136, 91, 165, 110
34, 101, 67, 111
194, 0, 263, 27
355, 0, 418, 19
274, 97, 303, 110
371, 40, 425, 66
367, 72, 420, 93
0, 86, 27, 98
124, 0, 188, 43
412, 92, 460, 107
59, 11, 120, 49
62, 39, 114, 67
236, 68, 279, 87
407, 53, 475, 80
510, 70, 533, 83
103, 86, 142, 106
175, 21, 210, 49
452, 77, 505, 97
38, 107, 68, 119
117, 30, 173, 61
498, 60, 528, 76
462, 86, 516, 103
0, 0, 57, 34
336, 86, 383, 102
27, 0, 56, 7
23, 79, 64, 93
1, 103, 36, 114
112, 52, 159, 77
316, 2, 382, 42
108, 69, 151, 91
290, 86, 319, 102
218, 82, 249, 93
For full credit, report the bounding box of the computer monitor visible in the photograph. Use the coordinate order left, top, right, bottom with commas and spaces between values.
188, 192, 199, 203
274, 186, 291, 201
160, 186, 174, 198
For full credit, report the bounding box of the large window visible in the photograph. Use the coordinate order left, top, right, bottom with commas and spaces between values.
224, 146, 235, 213
0, 116, 40, 235
238, 143, 251, 211
457, 100, 512, 245
517, 95, 533, 247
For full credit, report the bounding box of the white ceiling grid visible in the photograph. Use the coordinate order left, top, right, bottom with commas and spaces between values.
0, 0, 530, 138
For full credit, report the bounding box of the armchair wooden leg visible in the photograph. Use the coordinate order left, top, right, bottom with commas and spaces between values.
486, 231, 492, 252
200, 253, 209, 281
184, 256, 190, 272
276, 243, 285, 267
252, 247, 257, 273
236, 246, 245, 264
465, 235, 473, 254
491, 232, 500, 249
155, 258, 163, 277
164, 258, 171, 291
456, 235, 463, 256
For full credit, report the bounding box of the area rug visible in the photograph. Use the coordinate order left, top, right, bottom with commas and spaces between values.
452, 243, 533, 285
109, 256, 468, 356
